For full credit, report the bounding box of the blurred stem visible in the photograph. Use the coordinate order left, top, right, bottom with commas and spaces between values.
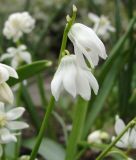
119, 0, 134, 117
30, 6, 77, 160
115, 0, 121, 40
96, 117, 136, 160
29, 96, 55, 160
65, 97, 88, 160
37, 74, 48, 108
21, 83, 41, 132
14, 135, 21, 160
2, 145, 6, 160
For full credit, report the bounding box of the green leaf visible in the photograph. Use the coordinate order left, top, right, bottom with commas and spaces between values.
23, 138, 65, 160
8, 60, 52, 86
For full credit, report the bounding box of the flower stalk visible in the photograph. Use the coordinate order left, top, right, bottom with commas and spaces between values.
96, 117, 136, 160
29, 6, 77, 160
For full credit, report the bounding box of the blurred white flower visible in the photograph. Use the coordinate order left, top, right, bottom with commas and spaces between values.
0, 45, 32, 68
87, 130, 109, 144
19, 155, 38, 160
68, 23, 107, 68
0, 102, 28, 144
114, 116, 136, 149
51, 55, 99, 101
88, 13, 115, 40
3, 12, 35, 41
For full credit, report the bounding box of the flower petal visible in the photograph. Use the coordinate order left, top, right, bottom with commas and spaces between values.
6, 107, 25, 121
114, 117, 126, 135
20, 52, 32, 64
0, 63, 18, 79
0, 128, 17, 143
76, 68, 91, 100
0, 66, 9, 83
0, 102, 5, 112
0, 82, 14, 104
7, 121, 29, 130
51, 67, 63, 101
86, 71, 99, 95
62, 62, 77, 98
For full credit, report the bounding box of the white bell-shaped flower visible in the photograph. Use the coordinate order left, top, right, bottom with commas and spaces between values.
51, 55, 99, 101
87, 130, 109, 144
0, 45, 32, 68
88, 13, 115, 40
0, 102, 29, 144
3, 12, 35, 42
114, 116, 136, 149
68, 23, 107, 68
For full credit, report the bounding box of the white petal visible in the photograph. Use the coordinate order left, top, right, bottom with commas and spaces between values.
115, 118, 125, 135
129, 128, 136, 148
11, 58, 19, 68
0, 82, 14, 104
0, 128, 17, 143
7, 121, 29, 130
116, 140, 127, 149
0, 53, 14, 61
51, 68, 63, 101
0, 66, 9, 83
20, 52, 32, 64
88, 13, 100, 23
86, 71, 99, 95
0, 63, 18, 79
62, 62, 77, 98
76, 68, 91, 100
6, 107, 25, 121
0, 102, 5, 112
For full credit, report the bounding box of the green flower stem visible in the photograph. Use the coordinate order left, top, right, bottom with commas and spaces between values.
96, 117, 136, 160
65, 97, 88, 160
29, 96, 55, 160
30, 6, 77, 160
2, 145, 6, 160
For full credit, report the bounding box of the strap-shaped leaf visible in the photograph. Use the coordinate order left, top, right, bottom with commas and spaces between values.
8, 60, 52, 86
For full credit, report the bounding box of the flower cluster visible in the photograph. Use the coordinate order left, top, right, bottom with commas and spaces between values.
88, 13, 115, 40
0, 45, 32, 68
51, 22, 107, 101
3, 12, 35, 42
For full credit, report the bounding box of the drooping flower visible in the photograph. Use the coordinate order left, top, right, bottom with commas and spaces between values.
87, 130, 109, 144
114, 116, 136, 149
0, 102, 29, 143
3, 12, 35, 41
88, 13, 115, 40
51, 55, 99, 101
68, 23, 107, 68
0, 45, 32, 68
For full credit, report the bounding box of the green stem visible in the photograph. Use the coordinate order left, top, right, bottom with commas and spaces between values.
65, 97, 88, 160
37, 74, 48, 108
2, 145, 6, 160
29, 96, 55, 160
29, 6, 77, 160
96, 117, 136, 160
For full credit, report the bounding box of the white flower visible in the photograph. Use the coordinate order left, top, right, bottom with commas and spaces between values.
114, 116, 136, 149
51, 55, 99, 101
68, 23, 107, 68
19, 155, 38, 160
3, 12, 35, 41
88, 13, 115, 40
87, 130, 109, 144
0, 45, 32, 68
0, 102, 28, 144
